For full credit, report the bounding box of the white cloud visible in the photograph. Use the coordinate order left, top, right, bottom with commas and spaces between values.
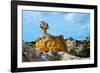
32, 11, 42, 22
64, 13, 75, 22
64, 13, 90, 30
81, 25, 86, 29
64, 13, 89, 24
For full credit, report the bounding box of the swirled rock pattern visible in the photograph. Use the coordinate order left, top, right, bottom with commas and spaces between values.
35, 34, 68, 53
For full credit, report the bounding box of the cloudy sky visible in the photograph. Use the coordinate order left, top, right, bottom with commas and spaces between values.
22, 10, 90, 42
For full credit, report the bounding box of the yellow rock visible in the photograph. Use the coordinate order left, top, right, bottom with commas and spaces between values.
35, 35, 67, 52
35, 21, 67, 53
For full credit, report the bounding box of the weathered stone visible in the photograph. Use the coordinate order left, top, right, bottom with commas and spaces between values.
35, 34, 67, 52
35, 21, 67, 53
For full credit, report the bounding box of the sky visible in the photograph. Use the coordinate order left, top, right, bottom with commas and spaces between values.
22, 10, 90, 42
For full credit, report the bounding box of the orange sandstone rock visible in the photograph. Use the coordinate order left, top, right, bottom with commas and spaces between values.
35, 35, 67, 52
35, 21, 67, 53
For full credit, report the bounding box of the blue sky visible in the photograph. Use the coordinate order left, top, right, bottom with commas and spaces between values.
22, 10, 90, 42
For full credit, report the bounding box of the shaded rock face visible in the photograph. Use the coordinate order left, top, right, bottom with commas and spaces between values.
22, 41, 49, 62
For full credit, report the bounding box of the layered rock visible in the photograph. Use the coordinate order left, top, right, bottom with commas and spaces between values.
35, 34, 67, 52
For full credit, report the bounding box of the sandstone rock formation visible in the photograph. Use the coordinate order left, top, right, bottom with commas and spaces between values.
35, 21, 68, 53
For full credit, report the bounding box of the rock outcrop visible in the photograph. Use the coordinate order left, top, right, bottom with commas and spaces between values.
35, 34, 67, 52
35, 21, 68, 53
